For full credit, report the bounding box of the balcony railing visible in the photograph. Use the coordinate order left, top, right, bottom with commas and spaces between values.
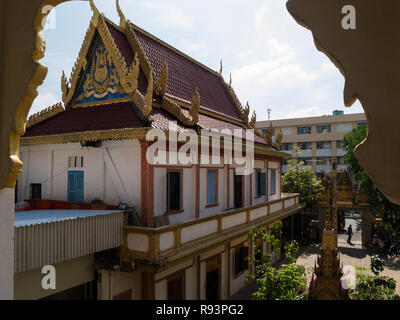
123, 194, 301, 265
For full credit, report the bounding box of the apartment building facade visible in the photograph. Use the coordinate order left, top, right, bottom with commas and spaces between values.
256, 111, 367, 177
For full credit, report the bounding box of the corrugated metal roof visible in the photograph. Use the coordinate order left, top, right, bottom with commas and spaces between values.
14, 209, 121, 227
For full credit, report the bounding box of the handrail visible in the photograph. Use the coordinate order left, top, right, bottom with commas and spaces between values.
124, 194, 300, 263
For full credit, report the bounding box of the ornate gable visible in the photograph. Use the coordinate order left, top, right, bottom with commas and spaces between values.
72, 37, 130, 107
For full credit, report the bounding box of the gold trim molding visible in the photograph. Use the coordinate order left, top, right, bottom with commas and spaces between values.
21, 127, 151, 146
26, 102, 64, 128
4, 0, 68, 188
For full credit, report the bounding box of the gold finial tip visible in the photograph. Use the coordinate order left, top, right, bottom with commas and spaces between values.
116, 0, 127, 30
89, 0, 100, 27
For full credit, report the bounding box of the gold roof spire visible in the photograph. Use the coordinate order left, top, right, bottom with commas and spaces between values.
116, 0, 127, 30
89, 0, 100, 27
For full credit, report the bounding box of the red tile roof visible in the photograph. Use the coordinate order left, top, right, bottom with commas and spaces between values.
103, 20, 243, 123
24, 102, 145, 137
133, 26, 243, 122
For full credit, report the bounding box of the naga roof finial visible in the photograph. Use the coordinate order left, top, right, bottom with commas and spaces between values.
116, 0, 127, 30
229, 73, 232, 86
219, 59, 223, 74
89, 0, 100, 27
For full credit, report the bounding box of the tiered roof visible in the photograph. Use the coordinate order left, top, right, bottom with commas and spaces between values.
23, 2, 281, 153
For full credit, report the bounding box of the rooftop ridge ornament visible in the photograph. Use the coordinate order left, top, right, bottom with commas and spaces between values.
229, 73, 232, 87
143, 73, 153, 118
116, 0, 127, 30
158, 60, 169, 95
219, 59, 223, 74
241, 102, 250, 125
249, 110, 257, 129
89, 0, 100, 27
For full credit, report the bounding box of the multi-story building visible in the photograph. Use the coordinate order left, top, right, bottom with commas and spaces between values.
14, 3, 301, 300
256, 110, 366, 177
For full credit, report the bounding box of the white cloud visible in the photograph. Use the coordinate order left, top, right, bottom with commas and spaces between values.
30, 92, 60, 116
140, 1, 194, 30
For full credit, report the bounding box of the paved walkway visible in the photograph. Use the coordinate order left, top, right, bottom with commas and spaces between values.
231, 235, 400, 299
297, 235, 400, 294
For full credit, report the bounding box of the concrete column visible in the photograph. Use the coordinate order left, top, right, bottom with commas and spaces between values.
0, 188, 14, 299
361, 209, 372, 245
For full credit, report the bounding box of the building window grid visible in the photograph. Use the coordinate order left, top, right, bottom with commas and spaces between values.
317, 125, 331, 134
281, 143, 293, 151
317, 141, 332, 150
297, 126, 312, 135
298, 142, 312, 150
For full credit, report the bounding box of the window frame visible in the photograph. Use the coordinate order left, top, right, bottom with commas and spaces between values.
233, 244, 249, 279
297, 126, 312, 135
167, 271, 186, 300
166, 168, 184, 215
317, 141, 332, 150
206, 169, 219, 208
255, 170, 267, 198
269, 169, 277, 195
298, 142, 312, 150
317, 124, 331, 134
281, 143, 293, 151
30, 183, 42, 200
67, 171, 84, 202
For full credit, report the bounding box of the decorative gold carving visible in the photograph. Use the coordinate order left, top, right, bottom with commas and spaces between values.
20, 128, 151, 146
89, 0, 100, 27
27, 102, 64, 128
249, 110, 257, 129
116, 0, 127, 30
61, 21, 96, 106
97, 16, 138, 94
157, 60, 169, 95
126, 53, 140, 94
241, 102, 250, 125
274, 128, 283, 149
76, 41, 124, 102
264, 122, 274, 146
143, 73, 154, 117
124, 21, 155, 84
71, 96, 132, 109
4, 0, 63, 188
189, 88, 200, 125
162, 89, 200, 127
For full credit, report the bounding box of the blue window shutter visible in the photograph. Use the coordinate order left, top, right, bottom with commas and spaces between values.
270, 171, 275, 194
256, 172, 260, 196
68, 171, 84, 202
207, 171, 217, 205
261, 173, 266, 196
76, 171, 84, 202
68, 172, 75, 201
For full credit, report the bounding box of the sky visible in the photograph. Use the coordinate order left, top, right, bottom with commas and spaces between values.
31, 0, 364, 121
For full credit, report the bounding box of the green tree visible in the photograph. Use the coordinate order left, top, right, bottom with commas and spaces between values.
350, 254, 399, 300
282, 147, 323, 208
343, 127, 400, 252
247, 221, 307, 300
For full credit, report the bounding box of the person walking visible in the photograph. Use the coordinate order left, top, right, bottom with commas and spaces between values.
347, 224, 353, 244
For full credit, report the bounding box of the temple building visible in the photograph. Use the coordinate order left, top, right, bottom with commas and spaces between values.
14, 1, 301, 300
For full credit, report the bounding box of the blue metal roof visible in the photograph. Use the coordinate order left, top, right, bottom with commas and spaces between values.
14, 209, 121, 227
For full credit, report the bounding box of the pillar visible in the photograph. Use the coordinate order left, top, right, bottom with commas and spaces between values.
0, 188, 14, 299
